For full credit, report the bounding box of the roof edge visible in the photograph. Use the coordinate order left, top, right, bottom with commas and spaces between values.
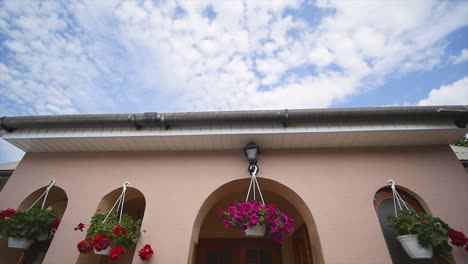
1, 105, 468, 132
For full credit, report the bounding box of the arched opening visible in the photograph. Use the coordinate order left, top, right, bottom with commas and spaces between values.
189, 178, 324, 264
374, 185, 446, 264
76, 186, 146, 264
0, 184, 68, 264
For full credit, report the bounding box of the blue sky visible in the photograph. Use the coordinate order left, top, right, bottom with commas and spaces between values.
0, 0, 468, 163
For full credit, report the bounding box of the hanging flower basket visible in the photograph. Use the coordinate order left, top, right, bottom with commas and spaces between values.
8, 237, 34, 249
244, 224, 266, 237
397, 235, 432, 258
386, 180, 468, 259
75, 182, 154, 261
219, 165, 293, 243
94, 246, 111, 256
4, 207, 60, 250
0, 181, 61, 250
220, 201, 294, 243
76, 212, 142, 260
0, 208, 16, 240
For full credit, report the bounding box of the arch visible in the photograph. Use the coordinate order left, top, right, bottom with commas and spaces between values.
188, 177, 324, 264
0, 184, 68, 264
374, 184, 436, 264
18, 185, 68, 218
76, 186, 146, 264
374, 184, 431, 214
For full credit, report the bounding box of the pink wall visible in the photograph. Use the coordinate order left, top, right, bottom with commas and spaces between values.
0, 145, 467, 264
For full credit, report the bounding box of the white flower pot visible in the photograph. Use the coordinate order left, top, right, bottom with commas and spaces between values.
244, 224, 266, 237
397, 235, 433, 259
8, 237, 33, 249
94, 247, 111, 256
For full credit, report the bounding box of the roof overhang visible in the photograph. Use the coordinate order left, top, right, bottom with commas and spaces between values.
1, 106, 467, 152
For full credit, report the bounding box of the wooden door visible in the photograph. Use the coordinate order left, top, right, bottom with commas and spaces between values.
197, 238, 281, 264
292, 225, 314, 264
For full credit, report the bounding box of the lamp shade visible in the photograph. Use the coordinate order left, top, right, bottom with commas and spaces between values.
243, 142, 260, 164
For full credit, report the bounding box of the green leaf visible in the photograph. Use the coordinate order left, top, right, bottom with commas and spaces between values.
387, 210, 453, 257
3, 207, 58, 241
85, 212, 142, 247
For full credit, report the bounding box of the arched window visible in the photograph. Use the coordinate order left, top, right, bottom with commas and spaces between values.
374, 187, 435, 264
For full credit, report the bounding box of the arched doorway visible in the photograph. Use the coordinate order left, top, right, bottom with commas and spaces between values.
76, 186, 145, 264
189, 178, 324, 264
0, 184, 68, 264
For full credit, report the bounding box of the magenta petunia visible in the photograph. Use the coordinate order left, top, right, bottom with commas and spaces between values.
219, 201, 294, 244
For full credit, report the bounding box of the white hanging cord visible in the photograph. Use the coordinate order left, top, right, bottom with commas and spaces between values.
27, 180, 55, 211
253, 174, 256, 200
245, 174, 255, 201
119, 183, 127, 223
103, 182, 129, 224
387, 180, 411, 217
245, 165, 265, 205
103, 191, 124, 223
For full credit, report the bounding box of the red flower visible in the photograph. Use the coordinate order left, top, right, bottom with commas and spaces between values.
74, 223, 86, 232
93, 234, 110, 251
77, 239, 93, 254
138, 244, 154, 260
51, 219, 60, 230
0, 208, 16, 219
110, 245, 126, 260
448, 230, 468, 247
113, 224, 127, 236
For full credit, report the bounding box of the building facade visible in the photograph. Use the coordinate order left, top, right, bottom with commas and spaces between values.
0, 106, 467, 264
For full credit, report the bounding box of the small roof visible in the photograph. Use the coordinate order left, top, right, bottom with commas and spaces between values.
0, 161, 20, 171
450, 145, 468, 160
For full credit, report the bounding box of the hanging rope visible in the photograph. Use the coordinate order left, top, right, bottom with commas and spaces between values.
245, 165, 266, 205
387, 180, 411, 217
103, 182, 129, 224
27, 180, 55, 211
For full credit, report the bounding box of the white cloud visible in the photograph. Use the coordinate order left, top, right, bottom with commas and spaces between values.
0, 1, 118, 115
418, 77, 468, 106
453, 49, 468, 64
1, 0, 467, 115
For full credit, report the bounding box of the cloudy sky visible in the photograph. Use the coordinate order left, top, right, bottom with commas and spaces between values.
1, 0, 468, 162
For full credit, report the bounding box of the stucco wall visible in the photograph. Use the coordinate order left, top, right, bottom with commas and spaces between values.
0, 145, 467, 264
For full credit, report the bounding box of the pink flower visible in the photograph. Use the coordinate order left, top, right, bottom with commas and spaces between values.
219, 201, 294, 244
267, 204, 278, 212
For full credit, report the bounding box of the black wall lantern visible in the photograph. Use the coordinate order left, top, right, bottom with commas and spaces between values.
243, 142, 260, 174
